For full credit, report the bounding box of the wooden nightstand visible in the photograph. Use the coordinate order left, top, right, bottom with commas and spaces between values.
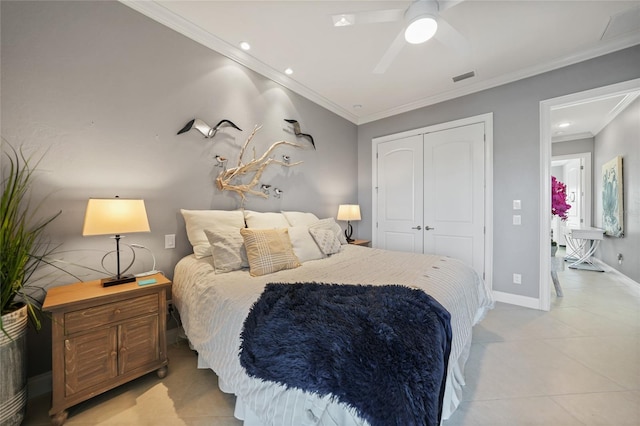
42, 273, 171, 425
349, 239, 371, 247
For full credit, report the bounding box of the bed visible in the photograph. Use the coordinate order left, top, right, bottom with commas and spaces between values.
172, 209, 494, 426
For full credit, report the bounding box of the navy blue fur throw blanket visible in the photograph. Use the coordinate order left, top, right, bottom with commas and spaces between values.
239, 282, 452, 426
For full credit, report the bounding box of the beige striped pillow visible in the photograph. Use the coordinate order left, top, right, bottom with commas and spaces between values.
240, 228, 301, 277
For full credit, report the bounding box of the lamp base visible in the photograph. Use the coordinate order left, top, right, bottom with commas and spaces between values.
101, 275, 136, 287
345, 222, 354, 243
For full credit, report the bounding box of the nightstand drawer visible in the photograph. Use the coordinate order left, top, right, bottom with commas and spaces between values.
64, 294, 158, 335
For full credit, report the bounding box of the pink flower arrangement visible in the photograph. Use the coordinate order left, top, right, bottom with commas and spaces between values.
551, 176, 571, 220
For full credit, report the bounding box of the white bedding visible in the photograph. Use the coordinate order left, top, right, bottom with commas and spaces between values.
173, 245, 494, 425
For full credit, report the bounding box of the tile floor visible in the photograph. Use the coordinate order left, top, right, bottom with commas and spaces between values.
24, 256, 640, 425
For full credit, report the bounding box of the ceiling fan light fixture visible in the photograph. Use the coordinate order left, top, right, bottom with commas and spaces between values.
404, 16, 438, 44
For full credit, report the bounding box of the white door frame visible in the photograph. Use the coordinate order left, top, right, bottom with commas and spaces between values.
372, 112, 494, 288
539, 78, 640, 310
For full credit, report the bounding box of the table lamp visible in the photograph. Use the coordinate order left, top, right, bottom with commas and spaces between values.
337, 204, 361, 243
82, 197, 150, 286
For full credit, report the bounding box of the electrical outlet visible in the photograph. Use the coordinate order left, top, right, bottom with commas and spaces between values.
513, 273, 522, 284
165, 234, 175, 249
513, 215, 521, 225
513, 200, 521, 210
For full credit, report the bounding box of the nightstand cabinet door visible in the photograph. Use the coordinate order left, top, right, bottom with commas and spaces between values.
118, 314, 159, 375
43, 275, 171, 425
64, 327, 118, 397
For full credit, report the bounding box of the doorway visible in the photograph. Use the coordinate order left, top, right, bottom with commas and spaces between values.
551, 152, 592, 246
539, 78, 640, 310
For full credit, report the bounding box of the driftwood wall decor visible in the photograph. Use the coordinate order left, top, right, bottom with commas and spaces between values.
215, 125, 303, 202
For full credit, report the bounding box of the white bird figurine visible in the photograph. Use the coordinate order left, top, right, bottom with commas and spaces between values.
177, 118, 242, 138
274, 188, 284, 198
261, 184, 271, 194
215, 155, 227, 168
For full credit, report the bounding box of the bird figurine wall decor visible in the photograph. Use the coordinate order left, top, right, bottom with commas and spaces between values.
274, 188, 284, 198
261, 184, 271, 195
215, 155, 227, 168
177, 118, 242, 138
284, 119, 315, 149
215, 125, 303, 203
282, 154, 291, 164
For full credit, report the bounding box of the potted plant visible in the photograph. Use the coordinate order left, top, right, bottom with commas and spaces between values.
551, 176, 571, 256
1, 143, 61, 426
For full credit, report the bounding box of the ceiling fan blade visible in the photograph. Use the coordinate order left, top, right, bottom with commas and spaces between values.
437, 0, 466, 13
434, 17, 471, 56
373, 29, 406, 74
331, 8, 404, 26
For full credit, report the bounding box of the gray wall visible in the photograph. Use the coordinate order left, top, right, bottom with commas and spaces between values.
594, 98, 640, 282
552, 137, 595, 158
358, 45, 640, 298
1, 1, 357, 377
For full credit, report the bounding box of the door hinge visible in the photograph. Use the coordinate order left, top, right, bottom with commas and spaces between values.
580, 165, 584, 170
482, 272, 485, 280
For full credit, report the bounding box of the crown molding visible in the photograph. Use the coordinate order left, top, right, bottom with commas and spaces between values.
120, 1, 359, 124
358, 35, 640, 124
120, 1, 639, 127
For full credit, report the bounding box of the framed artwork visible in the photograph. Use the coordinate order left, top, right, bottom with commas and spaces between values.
602, 156, 623, 237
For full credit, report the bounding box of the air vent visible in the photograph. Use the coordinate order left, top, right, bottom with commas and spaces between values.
601, 5, 640, 40
452, 71, 475, 83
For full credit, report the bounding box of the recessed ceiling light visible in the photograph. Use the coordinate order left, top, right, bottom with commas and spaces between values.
332, 14, 354, 27
284, 68, 293, 75
240, 41, 251, 51
558, 122, 572, 128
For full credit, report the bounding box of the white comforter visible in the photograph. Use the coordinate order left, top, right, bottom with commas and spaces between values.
173, 245, 494, 425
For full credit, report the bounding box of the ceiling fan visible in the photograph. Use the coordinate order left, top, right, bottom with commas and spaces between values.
331, 0, 470, 74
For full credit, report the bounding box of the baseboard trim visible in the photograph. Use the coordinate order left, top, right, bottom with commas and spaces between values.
27, 326, 185, 400
492, 290, 543, 310
593, 258, 639, 287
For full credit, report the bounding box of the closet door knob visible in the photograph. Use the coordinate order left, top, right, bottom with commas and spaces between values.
411, 225, 422, 230
425, 226, 435, 231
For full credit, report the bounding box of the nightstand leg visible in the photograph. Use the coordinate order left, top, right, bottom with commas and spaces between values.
156, 366, 168, 379
51, 410, 68, 426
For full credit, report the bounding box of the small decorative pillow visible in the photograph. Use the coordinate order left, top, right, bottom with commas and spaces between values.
309, 227, 342, 255
309, 217, 347, 245
288, 226, 326, 262
181, 209, 245, 259
281, 211, 320, 227
244, 210, 290, 229
240, 228, 301, 277
204, 228, 248, 273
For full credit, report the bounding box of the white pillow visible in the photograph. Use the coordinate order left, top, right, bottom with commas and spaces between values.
310, 217, 348, 245
244, 210, 290, 229
282, 211, 320, 227
288, 227, 326, 262
181, 209, 245, 259
204, 228, 248, 273
309, 227, 342, 255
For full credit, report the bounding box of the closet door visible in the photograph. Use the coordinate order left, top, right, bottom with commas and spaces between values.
423, 123, 485, 275
376, 134, 424, 253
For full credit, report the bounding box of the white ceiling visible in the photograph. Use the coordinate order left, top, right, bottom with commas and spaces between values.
123, 0, 640, 129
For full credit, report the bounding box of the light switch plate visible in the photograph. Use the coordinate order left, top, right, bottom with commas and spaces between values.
513, 200, 521, 210
513, 215, 521, 225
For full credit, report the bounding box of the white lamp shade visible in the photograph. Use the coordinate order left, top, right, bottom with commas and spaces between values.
337, 204, 361, 221
82, 198, 150, 236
